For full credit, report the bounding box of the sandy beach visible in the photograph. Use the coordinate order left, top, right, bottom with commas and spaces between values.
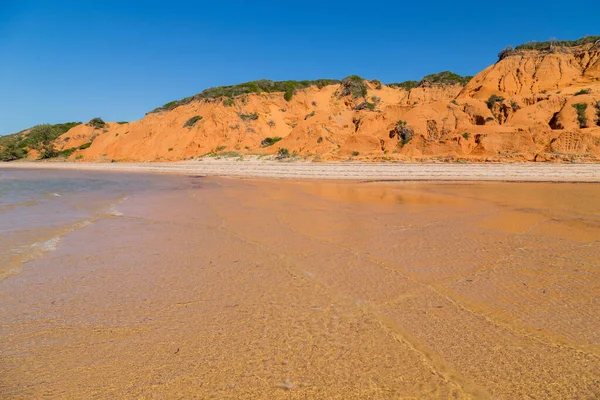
1, 159, 600, 182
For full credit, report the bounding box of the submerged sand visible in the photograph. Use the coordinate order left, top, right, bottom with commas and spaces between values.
1, 172, 599, 398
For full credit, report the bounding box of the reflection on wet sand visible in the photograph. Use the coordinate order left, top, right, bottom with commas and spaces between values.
1, 177, 599, 399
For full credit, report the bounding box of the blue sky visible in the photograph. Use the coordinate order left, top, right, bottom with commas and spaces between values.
1, 0, 598, 135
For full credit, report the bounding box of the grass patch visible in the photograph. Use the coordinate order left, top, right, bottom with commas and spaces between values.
239, 113, 258, 121
215, 145, 227, 152
572, 103, 588, 128
223, 98, 235, 107
388, 80, 419, 90
57, 147, 76, 158
205, 151, 241, 158
150, 79, 340, 113
183, 115, 202, 128
353, 102, 376, 111
516, 36, 600, 51
574, 88, 591, 96
462, 132, 471, 140
261, 137, 282, 147
420, 71, 472, 86
78, 142, 93, 150
499, 36, 600, 60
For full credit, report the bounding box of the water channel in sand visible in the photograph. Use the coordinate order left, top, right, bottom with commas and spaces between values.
1, 170, 599, 398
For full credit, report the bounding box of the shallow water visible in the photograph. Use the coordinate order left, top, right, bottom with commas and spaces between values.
0, 169, 188, 280
1, 172, 599, 398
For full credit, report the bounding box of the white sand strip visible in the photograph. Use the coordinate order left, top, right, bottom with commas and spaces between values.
1, 160, 599, 182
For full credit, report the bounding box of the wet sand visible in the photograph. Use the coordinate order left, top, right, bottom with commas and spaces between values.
1, 173, 599, 398
2, 159, 600, 182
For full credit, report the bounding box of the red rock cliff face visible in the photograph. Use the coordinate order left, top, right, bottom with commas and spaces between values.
53, 44, 600, 162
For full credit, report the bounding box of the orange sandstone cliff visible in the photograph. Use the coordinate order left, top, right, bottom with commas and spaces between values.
42, 39, 600, 162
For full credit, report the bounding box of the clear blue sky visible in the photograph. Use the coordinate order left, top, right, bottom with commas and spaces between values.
1, 0, 598, 135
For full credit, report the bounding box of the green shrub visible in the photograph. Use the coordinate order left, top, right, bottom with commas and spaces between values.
78, 142, 92, 150
574, 88, 591, 96
183, 115, 202, 128
215, 145, 227, 152
117, 121, 128, 125
317, 137, 323, 143
223, 98, 235, 107
305, 111, 315, 119
371, 79, 382, 89
499, 36, 600, 60
510, 101, 520, 111
25, 125, 57, 158
388, 80, 419, 91
268, 120, 276, 127
515, 35, 600, 51
389, 120, 413, 145
340, 75, 368, 98
572, 103, 588, 128
0, 135, 27, 161
352, 151, 360, 156
150, 79, 341, 113
420, 71, 472, 86
486, 94, 505, 110
57, 147, 76, 158
239, 113, 258, 121
462, 132, 471, 140
261, 137, 282, 147
276, 148, 290, 159
451, 100, 459, 105
87, 118, 106, 129
498, 46, 515, 60
75, 154, 83, 160
353, 102, 376, 111
39, 144, 58, 159
168, 147, 173, 152
485, 116, 495, 122
216, 151, 241, 158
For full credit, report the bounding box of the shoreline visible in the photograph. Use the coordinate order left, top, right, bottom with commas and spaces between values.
1, 159, 600, 182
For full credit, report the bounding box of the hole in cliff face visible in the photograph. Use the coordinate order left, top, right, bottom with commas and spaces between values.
352, 117, 362, 133
549, 112, 563, 130
474, 115, 486, 125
